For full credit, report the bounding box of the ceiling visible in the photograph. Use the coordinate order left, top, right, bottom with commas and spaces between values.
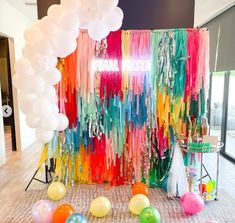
194, 0, 235, 26
5, 0, 38, 21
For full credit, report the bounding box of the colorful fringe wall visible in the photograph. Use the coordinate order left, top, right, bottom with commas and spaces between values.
42, 28, 209, 187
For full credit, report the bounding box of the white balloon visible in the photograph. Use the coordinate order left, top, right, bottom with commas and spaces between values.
103, 9, 123, 31
14, 58, 34, 75
56, 113, 69, 131
78, 9, 94, 29
12, 73, 29, 89
36, 129, 54, 143
72, 28, 80, 39
40, 16, 60, 37
52, 104, 59, 114
59, 12, 80, 33
97, 0, 119, 13
113, 7, 124, 20
26, 113, 41, 128
88, 20, 110, 41
61, 0, 80, 11
51, 32, 77, 58
19, 100, 33, 114
22, 45, 33, 60
32, 98, 53, 116
24, 26, 44, 44
18, 91, 36, 104
31, 55, 58, 72
47, 4, 63, 19
44, 67, 61, 85
33, 36, 54, 56
23, 75, 45, 95
39, 85, 57, 99
40, 115, 58, 131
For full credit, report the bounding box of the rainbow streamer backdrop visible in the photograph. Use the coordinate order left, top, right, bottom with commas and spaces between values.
42, 28, 209, 187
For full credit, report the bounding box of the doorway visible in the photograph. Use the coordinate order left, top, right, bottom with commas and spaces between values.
0, 37, 16, 157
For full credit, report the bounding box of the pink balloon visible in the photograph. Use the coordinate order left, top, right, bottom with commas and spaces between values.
32, 200, 55, 223
180, 192, 205, 215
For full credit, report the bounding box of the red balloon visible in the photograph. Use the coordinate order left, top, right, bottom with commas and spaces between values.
198, 183, 206, 194
53, 204, 75, 223
132, 182, 149, 196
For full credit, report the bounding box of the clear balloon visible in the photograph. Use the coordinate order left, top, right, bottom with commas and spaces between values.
14, 58, 34, 75
32, 200, 55, 223
47, 182, 66, 201
35, 129, 54, 143
89, 196, 111, 218
180, 192, 205, 215
65, 213, 88, 223
88, 20, 109, 41
129, 194, 150, 215
139, 207, 161, 223
57, 113, 69, 131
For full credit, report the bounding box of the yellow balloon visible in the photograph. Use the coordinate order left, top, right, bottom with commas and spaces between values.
206, 182, 213, 193
89, 196, 111, 218
129, 194, 150, 215
47, 182, 66, 201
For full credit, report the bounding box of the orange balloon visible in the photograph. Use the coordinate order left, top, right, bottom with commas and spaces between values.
132, 182, 149, 196
53, 204, 75, 223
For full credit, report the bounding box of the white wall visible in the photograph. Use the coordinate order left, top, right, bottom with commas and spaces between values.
0, 0, 36, 155
194, 0, 235, 26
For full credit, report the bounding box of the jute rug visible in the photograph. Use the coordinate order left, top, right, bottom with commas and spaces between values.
1, 184, 235, 223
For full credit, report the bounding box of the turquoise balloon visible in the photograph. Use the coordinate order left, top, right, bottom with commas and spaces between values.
65, 213, 88, 223
139, 207, 161, 223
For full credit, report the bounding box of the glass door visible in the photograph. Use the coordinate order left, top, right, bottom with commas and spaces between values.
225, 71, 235, 159
209, 72, 225, 140
209, 71, 235, 163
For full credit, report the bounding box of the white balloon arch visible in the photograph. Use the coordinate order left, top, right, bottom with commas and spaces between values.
13, 0, 124, 143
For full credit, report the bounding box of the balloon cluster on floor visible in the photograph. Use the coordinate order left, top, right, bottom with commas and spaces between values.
12, 0, 124, 144
32, 182, 161, 223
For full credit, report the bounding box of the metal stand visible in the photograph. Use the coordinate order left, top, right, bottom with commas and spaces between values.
180, 141, 223, 201
25, 158, 55, 191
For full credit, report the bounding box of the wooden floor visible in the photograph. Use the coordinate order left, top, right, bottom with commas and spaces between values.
0, 143, 234, 210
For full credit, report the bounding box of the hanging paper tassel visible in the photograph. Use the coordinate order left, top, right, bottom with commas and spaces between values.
167, 142, 189, 197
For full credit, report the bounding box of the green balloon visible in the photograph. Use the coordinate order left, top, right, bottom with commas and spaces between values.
139, 207, 161, 223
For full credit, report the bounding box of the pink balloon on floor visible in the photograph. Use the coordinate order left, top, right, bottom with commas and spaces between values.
180, 192, 205, 215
